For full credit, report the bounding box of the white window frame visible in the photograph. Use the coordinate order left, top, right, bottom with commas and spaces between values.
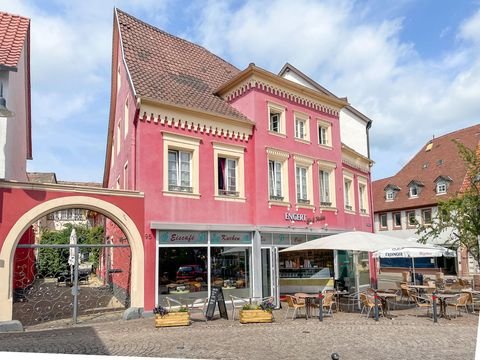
267, 148, 290, 206
213, 142, 245, 201
436, 181, 447, 194
294, 111, 310, 142
317, 119, 332, 148
267, 102, 286, 136
386, 190, 394, 201
294, 154, 314, 208
409, 185, 419, 198
162, 132, 200, 198
343, 171, 355, 212
358, 177, 369, 215
318, 160, 336, 209
168, 149, 192, 191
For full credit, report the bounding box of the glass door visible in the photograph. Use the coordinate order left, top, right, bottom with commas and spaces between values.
261, 247, 279, 307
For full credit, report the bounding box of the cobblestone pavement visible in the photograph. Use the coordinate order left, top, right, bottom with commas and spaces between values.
0, 306, 478, 360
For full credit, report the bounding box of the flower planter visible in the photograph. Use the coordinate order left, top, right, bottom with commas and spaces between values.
155, 312, 190, 327
239, 309, 273, 324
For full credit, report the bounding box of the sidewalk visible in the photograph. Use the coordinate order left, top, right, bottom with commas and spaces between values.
0, 305, 477, 359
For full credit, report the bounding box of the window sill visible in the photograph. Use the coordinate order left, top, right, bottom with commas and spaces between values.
379, 227, 389, 231
268, 131, 287, 138
318, 144, 332, 150
319, 205, 337, 212
296, 203, 315, 210
163, 190, 201, 199
344, 209, 356, 215
268, 200, 290, 208
214, 195, 246, 203
360, 212, 370, 217
294, 138, 311, 145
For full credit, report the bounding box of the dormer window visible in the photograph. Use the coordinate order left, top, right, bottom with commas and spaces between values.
434, 176, 452, 195
384, 184, 400, 202
407, 180, 424, 198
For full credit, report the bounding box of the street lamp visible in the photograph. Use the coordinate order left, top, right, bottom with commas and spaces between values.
0, 82, 15, 118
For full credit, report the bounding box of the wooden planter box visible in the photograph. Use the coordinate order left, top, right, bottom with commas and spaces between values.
239, 310, 273, 324
155, 312, 190, 327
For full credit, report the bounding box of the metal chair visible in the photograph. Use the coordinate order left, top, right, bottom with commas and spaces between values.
188, 297, 208, 322
284, 295, 306, 320
229, 295, 249, 321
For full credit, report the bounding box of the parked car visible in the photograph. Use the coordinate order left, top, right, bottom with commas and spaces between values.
176, 265, 206, 281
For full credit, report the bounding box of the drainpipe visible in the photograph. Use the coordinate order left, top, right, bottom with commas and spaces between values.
132, 98, 140, 190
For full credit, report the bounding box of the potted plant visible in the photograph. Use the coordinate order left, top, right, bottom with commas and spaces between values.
154, 305, 190, 327
239, 300, 274, 324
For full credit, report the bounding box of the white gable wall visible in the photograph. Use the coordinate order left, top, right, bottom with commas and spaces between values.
339, 108, 369, 158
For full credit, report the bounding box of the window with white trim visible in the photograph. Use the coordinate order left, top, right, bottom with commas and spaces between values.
386, 190, 394, 201
358, 181, 368, 214
295, 117, 307, 140
267, 102, 286, 135
436, 181, 447, 194
343, 172, 355, 212
269, 160, 283, 200
168, 150, 192, 192
267, 148, 289, 204
213, 142, 245, 200
162, 132, 200, 197
318, 160, 336, 208
409, 185, 419, 198
296, 166, 308, 203
317, 120, 332, 147
319, 170, 331, 206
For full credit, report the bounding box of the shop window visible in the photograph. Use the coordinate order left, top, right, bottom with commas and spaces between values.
210, 246, 250, 295
213, 142, 245, 201
279, 250, 334, 280
162, 132, 200, 198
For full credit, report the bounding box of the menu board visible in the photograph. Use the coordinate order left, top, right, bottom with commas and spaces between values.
205, 286, 228, 320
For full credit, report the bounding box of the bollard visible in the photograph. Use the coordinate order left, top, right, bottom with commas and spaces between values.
432, 291, 437, 323
331, 353, 340, 360
319, 292, 324, 322
374, 290, 379, 321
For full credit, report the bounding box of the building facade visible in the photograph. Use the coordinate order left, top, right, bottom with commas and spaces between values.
104, 9, 374, 310
372, 124, 480, 276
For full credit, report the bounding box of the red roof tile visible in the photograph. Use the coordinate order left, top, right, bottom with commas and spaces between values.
373, 124, 480, 212
116, 9, 250, 122
0, 11, 29, 69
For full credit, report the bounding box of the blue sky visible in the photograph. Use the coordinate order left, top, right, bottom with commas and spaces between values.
1, 0, 479, 182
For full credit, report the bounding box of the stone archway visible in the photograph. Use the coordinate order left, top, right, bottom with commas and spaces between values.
0, 196, 144, 321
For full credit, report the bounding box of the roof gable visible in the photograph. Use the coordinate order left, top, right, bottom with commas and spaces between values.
0, 11, 29, 70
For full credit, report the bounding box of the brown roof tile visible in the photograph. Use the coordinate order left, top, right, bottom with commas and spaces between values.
27, 172, 57, 184
0, 11, 29, 69
373, 124, 480, 212
116, 9, 250, 122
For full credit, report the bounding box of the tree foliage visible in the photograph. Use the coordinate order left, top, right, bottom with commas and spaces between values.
38, 224, 105, 277
417, 140, 480, 266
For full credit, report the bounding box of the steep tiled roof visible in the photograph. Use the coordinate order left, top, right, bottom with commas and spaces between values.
0, 11, 29, 69
373, 124, 480, 212
116, 9, 250, 122
27, 172, 58, 184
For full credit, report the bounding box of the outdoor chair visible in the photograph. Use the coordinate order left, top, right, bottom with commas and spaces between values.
284, 295, 306, 320
165, 296, 183, 311
188, 297, 208, 322
446, 293, 471, 318
359, 293, 383, 318
294, 292, 309, 305
400, 284, 416, 303
411, 294, 433, 317
229, 295, 249, 321
321, 292, 335, 318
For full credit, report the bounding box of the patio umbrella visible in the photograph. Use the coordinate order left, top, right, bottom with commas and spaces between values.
373, 245, 456, 284
68, 228, 77, 283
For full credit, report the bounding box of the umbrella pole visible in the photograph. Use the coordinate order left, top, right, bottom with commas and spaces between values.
412, 257, 416, 285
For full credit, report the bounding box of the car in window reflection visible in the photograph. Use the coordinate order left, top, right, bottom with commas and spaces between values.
176, 265, 206, 281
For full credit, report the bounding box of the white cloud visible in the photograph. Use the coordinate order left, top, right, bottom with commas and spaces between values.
191, 0, 480, 179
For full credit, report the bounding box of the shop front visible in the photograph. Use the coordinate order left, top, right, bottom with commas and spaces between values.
155, 229, 254, 306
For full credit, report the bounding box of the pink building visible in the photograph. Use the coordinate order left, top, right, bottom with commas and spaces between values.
104, 9, 374, 311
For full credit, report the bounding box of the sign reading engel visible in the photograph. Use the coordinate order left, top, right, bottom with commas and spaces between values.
284, 212, 307, 222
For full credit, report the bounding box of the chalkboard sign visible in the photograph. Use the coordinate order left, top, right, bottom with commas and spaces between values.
206, 286, 228, 320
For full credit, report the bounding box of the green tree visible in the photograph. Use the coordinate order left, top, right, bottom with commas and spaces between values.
417, 140, 480, 267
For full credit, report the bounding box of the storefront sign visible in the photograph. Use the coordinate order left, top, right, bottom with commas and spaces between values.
272, 233, 290, 246
210, 232, 251, 244
284, 212, 307, 222
158, 231, 207, 244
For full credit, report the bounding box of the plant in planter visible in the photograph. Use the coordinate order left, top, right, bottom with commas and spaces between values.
239, 300, 274, 324
154, 305, 190, 327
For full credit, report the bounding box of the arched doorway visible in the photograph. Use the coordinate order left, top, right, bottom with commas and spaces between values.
0, 196, 144, 326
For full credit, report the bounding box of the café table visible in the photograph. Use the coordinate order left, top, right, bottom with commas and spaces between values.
435, 293, 458, 319
375, 292, 397, 318
296, 293, 319, 319
408, 284, 435, 294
